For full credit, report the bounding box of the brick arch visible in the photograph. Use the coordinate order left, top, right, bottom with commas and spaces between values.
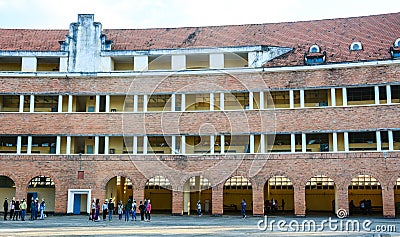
142, 174, 175, 189
0, 172, 18, 186
344, 172, 384, 189
223, 175, 253, 186
264, 172, 296, 186
389, 175, 400, 189
25, 173, 59, 188
302, 173, 337, 187
101, 173, 138, 190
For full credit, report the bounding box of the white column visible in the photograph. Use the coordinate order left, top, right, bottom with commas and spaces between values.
330, 88, 336, 107
171, 55, 186, 70
94, 136, 99, 154
210, 93, 214, 111
301, 133, 306, 152
21, 57, 37, 72
59, 57, 68, 72
210, 135, 215, 154
171, 94, 176, 112
30, 95, 35, 112
105, 95, 110, 112
260, 134, 265, 153
181, 94, 186, 111
56, 136, 61, 154
181, 136, 186, 154
143, 94, 148, 112
220, 135, 225, 154
16, 136, 22, 154
133, 95, 138, 112
289, 90, 294, 109
291, 134, 296, 153
376, 131, 381, 151
332, 132, 338, 152
342, 88, 347, 106
344, 132, 349, 152
374, 85, 380, 105
133, 136, 138, 154
58, 95, 63, 112
249, 134, 255, 153
171, 136, 176, 154
300, 89, 305, 108
259, 91, 264, 110
27, 136, 32, 154
68, 95, 73, 112
219, 93, 224, 110
386, 85, 392, 105
19, 95, 24, 112
388, 130, 394, 151
95, 95, 100, 112
104, 136, 109, 155
66, 136, 71, 155
209, 53, 224, 69
143, 136, 148, 154
249, 92, 253, 110
134, 55, 148, 71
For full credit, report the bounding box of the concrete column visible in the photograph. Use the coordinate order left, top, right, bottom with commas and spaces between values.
249, 134, 255, 153
134, 55, 148, 71
210, 93, 214, 111
95, 95, 100, 112
19, 95, 24, 112
59, 57, 68, 72
211, 184, 224, 216
289, 90, 294, 109
344, 132, 349, 152
27, 136, 32, 154
58, 95, 63, 112
294, 186, 306, 216
382, 186, 396, 217
143, 136, 148, 154
330, 88, 336, 106
181, 94, 186, 111
171, 55, 186, 70
386, 85, 392, 105
301, 133, 306, 152
66, 136, 71, 155
181, 136, 186, 154
105, 95, 110, 112
219, 93, 224, 110
143, 94, 148, 112
56, 136, 61, 154
332, 132, 338, 152
342, 88, 347, 106
133, 136, 138, 154
30, 95, 35, 112
300, 89, 305, 108
374, 85, 380, 105
101, 57, 113, 72
94, 136, 99, 154
171, 94, 176, 112
104, 136, 109, 155
259, 91, 264, 109
172, 190, 184, 216
183, 181, 190, 214
209, 53, 224, 69
252, 187, 264, 216
210, 135, 215, 154
16, 136, 22, 154
220, 135, 225, 154
171, 136, 176, 154
376, 131, 381, 151
291, 134, 296, 153
68, 95, 73, 112
21, 57, 37, 72
133, 95, 138, 112
260, 134, 265, 153
388, 130, 394, 151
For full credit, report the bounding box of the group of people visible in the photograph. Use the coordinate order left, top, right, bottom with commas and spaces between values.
348, 199, 373, 215
90, 198, 152, 222
264, 199, 284, 215
3, 197, 46, 221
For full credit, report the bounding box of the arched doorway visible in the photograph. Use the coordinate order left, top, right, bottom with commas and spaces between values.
106, 176, 133, 206
395, 177, 400, 216
223, 176, 252, 215
0, 176, 16, 204
183, 176, 212, 215
305, 175, 335, 215
265, 176, 294, 215
27, 176, 55, 213
348, 175, 382, 216
144, 176, 172, 213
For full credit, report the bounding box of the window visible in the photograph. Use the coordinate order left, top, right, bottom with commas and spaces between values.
309, 45, 320, 53
268, 176, 293, 189
349, 175, 381, 190
350, 42, 363, 51
306, 175, 334, 190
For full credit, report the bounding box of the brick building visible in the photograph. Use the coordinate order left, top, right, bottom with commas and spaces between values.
0, 13, 400, 217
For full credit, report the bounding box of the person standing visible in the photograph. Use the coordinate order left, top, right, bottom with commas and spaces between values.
197, 200, 202, 216
9, 198, 15, 221
34, 198, 39, 220
139, 200, 145, 221
39, 199, 46, 220
20, 199, 27, 221
145, 200, 152, 222
131, 200, 137, 221
13, 199, 20, 221
30, 198, 35, 221
95, 199, 100, 221
124, 199, 132, 221
117, 201, 123, 221
91, 199, 96, 221
3, 198, 8, 221
107, 198, 114, 221
241, 199, 247, 219
102, 200, 108, 221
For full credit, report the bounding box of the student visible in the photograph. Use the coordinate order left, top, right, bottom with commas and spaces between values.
107, 198, 114, 221
3, 198, 8, 221
131, 200, 137, 221
241, 199, 247, 219
197, 200, 202, 216
9, 198, 15, 221
102, 200, 108, 221
91, 199, 96, 221
20, 199, 27, 221
39, 199, 46, 220
145, 200, 152, 222
117, 201, 123, 221
139, 200, 145, 221
13, 199, 20, 221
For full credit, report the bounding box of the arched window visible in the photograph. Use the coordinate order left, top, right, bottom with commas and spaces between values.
350, 42, 363, 51
309, 45, 320, 53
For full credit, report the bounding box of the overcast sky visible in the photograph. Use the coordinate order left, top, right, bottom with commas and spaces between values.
0, 0, 399, 29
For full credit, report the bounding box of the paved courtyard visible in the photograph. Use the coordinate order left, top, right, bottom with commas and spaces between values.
0, 214, 399, 236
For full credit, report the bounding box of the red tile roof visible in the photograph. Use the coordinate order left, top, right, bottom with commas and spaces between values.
0, 12, 399, 67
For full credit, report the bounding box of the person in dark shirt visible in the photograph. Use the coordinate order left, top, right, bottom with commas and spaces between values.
107, 198, 114, 221
139, 200, 145, 221
3, 198, 8, 220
